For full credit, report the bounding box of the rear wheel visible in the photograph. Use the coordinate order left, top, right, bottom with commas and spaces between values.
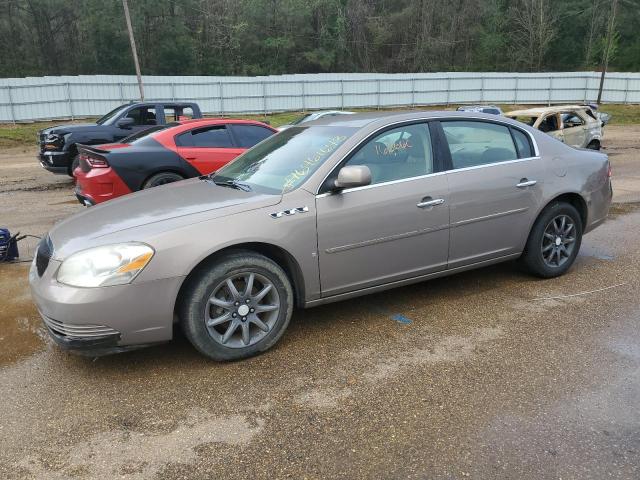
179, 252, 294, 361
520, 202, 583, 278
143, 172, 184, 189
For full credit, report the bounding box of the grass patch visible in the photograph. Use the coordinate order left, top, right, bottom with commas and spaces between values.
2, 103, 639, 148
594, 104, 640, 125
0, 122, 54, 148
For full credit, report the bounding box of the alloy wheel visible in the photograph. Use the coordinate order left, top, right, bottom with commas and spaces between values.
204, 272, 280, 348
541, 214, 577, 268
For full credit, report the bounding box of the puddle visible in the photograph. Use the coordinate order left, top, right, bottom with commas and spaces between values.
609, 202, 640, 217
0, 263, 47, 367
579, 243, 615, 261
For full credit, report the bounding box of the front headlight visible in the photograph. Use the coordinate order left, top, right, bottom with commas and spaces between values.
43, 133, 66, 150
57, 243, 154, 288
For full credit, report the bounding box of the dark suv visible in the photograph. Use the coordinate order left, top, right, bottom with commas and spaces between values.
37, 102, 202, 176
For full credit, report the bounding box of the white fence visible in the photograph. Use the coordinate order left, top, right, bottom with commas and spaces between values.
1, 71, 639, 122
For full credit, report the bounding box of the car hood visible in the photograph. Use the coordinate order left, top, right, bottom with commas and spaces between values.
49, 178, 282, 259
40, 123, 100, 135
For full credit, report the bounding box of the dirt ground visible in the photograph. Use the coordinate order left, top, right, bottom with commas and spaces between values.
0, 126, 640, 479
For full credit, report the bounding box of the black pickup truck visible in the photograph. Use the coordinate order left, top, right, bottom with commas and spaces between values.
38, 102, 202, 175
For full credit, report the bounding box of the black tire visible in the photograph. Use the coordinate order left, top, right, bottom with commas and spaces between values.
143, 172, 184, 189
520, 202, 583, 278
68, 154, 80, 177
586, 140, 601, 150
179, 251, 294, 361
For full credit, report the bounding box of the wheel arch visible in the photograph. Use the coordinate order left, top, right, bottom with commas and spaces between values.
141, 168, 188, 189
534, 192, 588, 231
65, 143, 79, 175
174, 242, 306, 318
587, 138, 601, 150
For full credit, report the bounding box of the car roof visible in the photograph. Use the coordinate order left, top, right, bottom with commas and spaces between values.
127, 101, 198, 107
505, 105, 589, 117
150, 118, 274, 140
301, 110, 521, 128
313, 110, 355, 115
177, 118, 274, 128
457, 105, 501, 110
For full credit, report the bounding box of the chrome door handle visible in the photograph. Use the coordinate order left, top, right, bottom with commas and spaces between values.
516, 180, 537, 188
417, 198, 445, 208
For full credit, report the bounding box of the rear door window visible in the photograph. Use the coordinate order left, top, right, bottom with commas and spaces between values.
228, 124, 275, 148
176, 125, 233, 148
164, 106, 195, 122
562, 112, 585, 128
441, 121, 518, 169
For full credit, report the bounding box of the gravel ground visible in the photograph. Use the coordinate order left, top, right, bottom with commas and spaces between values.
0, 126, 639, 479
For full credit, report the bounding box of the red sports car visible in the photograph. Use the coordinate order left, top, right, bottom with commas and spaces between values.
74, 118, 276, 205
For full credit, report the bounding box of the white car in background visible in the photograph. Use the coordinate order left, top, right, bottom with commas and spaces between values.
457, 105, 503, 115
278, 110, 355, 131
505, 105, 609, 150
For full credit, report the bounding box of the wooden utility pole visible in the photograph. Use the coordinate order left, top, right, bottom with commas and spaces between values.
596, 0, 618, 105
122, 0, 144, 101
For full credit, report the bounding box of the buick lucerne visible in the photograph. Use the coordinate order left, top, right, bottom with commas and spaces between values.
29, 111, 612, 360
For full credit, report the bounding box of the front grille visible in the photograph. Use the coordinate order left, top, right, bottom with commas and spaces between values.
41, 315, 120, 339
35, 234, 53, 277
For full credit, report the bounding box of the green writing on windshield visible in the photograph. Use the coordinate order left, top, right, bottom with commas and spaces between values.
282, 135, 347, 192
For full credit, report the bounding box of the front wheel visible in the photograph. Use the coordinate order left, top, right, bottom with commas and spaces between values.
68, 154, 80, 177
179, 252, 294, 361
520, 202, 583, 278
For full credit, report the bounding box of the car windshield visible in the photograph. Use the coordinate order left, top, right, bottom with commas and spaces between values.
211, 126, 355, 194
96, 105, 127, 125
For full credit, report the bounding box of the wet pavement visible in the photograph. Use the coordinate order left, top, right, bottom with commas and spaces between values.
0, 207, 638, 479
1, 129, 640, 479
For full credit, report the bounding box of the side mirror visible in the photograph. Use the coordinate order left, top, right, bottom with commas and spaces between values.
334, 165, 372, 190
116, 117, 135, 129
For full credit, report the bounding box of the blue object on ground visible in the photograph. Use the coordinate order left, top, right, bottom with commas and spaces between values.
0, 228, 19, 261
391, 314, 412, 325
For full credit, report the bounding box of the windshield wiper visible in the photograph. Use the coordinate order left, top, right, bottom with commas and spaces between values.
213, 179, 252, 192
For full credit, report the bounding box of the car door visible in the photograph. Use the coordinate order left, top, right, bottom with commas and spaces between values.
175, 124, 244, 174
439, 120, 542, 269
316, 122, 450, 297
561, 111, 588, 147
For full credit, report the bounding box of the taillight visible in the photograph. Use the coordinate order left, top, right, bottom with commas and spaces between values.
607, 164, 612, 178
86, 155, 109, 168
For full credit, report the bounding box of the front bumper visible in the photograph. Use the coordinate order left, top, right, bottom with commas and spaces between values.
40, 312, 121, 355
38, 151, 73, 174
29, 256, 184, 355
